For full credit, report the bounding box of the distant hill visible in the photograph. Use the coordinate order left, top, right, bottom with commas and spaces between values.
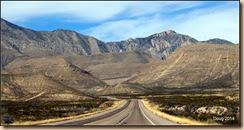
201, 38, 233, 44
94, 83, 153, 96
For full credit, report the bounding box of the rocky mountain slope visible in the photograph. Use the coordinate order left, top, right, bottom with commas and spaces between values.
1, 18, 109, 69
1, 47, 23, 68
106, 30, 199, 59
122, 43, 239, 94
1, 18, 108, 56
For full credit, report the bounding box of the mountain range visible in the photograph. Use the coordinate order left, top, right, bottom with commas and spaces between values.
1, 18, 233, 69
1, 18, 238, 101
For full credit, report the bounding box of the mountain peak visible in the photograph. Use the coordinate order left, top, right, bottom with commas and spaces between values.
165, 30, 176, 34
155, 30, 177, 36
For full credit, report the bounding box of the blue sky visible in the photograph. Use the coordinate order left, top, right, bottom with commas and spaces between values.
1, 1, 239, 43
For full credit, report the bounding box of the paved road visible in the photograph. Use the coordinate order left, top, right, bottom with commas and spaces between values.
44, 99, 178, 126
87, 99, 178, 125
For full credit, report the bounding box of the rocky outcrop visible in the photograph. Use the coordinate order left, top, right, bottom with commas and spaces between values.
196, 106, 228, 115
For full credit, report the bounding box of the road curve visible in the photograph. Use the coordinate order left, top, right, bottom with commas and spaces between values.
87, 99, 178, 125
43, 99, 178, 125
43, 100, 130, 125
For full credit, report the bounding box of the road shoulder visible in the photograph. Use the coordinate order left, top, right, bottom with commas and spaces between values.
141, 99, 210, 125
11, 100, 126, 125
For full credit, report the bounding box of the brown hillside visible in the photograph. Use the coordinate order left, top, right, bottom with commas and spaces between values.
126, 43, 239, 93
1, 73, 92, 101
4, 57, 107, 91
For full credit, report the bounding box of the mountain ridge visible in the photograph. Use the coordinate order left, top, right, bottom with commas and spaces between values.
0, 18, 239, 98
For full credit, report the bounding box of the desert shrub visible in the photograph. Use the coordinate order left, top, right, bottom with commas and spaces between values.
1, 99, 109, 124
1, 115, 14, 124
148, 95, 239, 125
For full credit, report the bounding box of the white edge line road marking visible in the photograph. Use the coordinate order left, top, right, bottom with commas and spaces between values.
138, 100, 155, 125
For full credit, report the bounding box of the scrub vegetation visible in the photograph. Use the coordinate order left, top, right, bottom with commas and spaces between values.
147, 94, 239, 125
1, 99, 113, 125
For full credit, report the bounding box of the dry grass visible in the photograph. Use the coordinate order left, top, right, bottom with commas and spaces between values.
9, 100, 125, 125
141, 99, 219, 125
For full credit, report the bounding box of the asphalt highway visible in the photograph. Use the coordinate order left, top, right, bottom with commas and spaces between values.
44, 99, 178, 126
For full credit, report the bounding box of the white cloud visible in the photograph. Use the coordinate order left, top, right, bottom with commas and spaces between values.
83, 2, 239, 43
173, 3, 239, 43
82, 15, 167, 42
1, 1, 127, 22
1, 1, 203, 23
121, 1, 204, 18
